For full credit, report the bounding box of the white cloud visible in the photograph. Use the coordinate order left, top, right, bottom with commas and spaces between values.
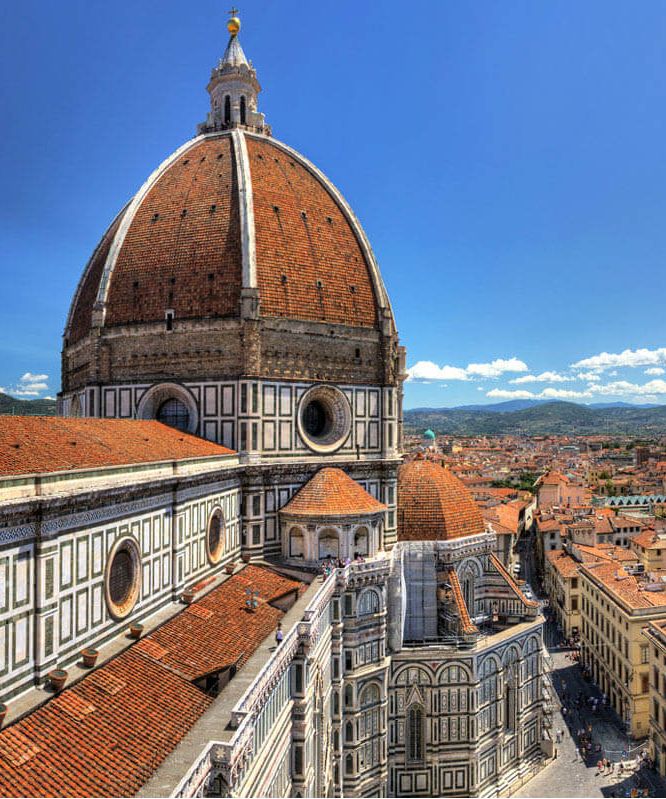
407, 361, 469, 381
486, 387, 594, 401
13, 385, 49, 396
5, 372, 50, 398
465, 358, 529, 378
20, 372, 49, 383
540, 387, 594, 399
571, 346, 666, 372
576, 371, 601, 382
593, 379, 666, 397
408, 357, 528, 382
510, 371, 571, 384
486, 389, 536, 400
646, 367, 665, 376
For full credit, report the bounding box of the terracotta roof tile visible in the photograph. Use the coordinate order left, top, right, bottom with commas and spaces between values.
0, 566, 302, 798
489, 553, 540, 608
105, 136, 242, 328
281, 468, 386, 517
0, 417, 233, 477
67, 133, 384, 341
448, 569, 479, 635
248, 137, 379, 328
581, 561, 666, 610
398, 458, 485, 542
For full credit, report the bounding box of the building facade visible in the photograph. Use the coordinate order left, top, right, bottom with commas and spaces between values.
0, 13, 548, 799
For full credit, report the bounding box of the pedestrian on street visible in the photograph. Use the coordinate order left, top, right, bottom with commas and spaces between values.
275, 622, 283, 647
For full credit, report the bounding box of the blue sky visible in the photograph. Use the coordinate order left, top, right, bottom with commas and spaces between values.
1, 1, 665, 408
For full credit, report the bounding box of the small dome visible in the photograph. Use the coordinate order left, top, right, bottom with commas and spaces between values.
423, 429, 436, 440
398, 458, 485, 542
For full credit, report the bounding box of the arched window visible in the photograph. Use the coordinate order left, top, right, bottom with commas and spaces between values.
345, 754, 354, 775
289, 527, 304, 558
157, 397, 190, 432
240, 95, 247, 125
344, 683, 354, 708
358, 589, 380, 617
345, 721, 354, 742
360, 684, 381, 740
319, 529, 339, 559
360, 683, 380, 708
407, 705, 424, 763
354, 526, 369, 557
224, 95, 231, 125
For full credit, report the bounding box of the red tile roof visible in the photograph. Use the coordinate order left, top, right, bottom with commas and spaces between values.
0, 417, 233, 477
448, 569, 479, 635
105, 136, 242, 330
281, 467, 386, 517
0, 566, 302, 798
489, 553, 540, 608
248, 137, 379, 328
398, 458, 485, 542
66, 132, 384, 343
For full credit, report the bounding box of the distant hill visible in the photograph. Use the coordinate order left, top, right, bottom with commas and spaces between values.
404, 401, 666, 436
0, 392, 57, 416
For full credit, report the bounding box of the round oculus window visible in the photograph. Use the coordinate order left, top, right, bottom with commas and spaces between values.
206, 509, 225, 564
297, 385, 352, 454
105, 538, 141, 620
157, 397, 190, 432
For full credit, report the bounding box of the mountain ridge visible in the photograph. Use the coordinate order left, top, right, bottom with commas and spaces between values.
0, 392, 57, 416
404, 400, 666, 436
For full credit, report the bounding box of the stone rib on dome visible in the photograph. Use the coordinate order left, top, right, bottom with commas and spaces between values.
398, 458, 485, 542
64, 131, 393, 344
281, 468, 386, 517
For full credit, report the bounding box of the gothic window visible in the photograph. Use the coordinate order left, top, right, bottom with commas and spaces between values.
407, 704, 424, 763
240, 95, 247, 125
360, 683, 380, 708
224, 95, 231, 125
157, 397, 190, 432
345, 754, 354, 775
344, 684, 354, 708
345, 721, 354, 742
357, 588, 380, 616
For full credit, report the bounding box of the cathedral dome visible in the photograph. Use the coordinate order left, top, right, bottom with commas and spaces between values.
397, 457, 485, 542
65, 131, 392, 346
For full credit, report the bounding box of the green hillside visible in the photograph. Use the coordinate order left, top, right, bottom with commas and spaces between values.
0, 392, 57, 416
404, 401, 666, 437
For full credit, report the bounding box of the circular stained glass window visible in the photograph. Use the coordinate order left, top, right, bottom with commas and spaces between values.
157, 398, 190, 432
105, 538, 141, 620
206, 509, 225, 564
297, 385, 351, 454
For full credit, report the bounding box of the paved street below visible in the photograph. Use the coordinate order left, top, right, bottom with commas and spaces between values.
512, 535, 666, 798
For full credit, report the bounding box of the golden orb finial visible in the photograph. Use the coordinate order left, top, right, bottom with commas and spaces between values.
227, 7, 241, 36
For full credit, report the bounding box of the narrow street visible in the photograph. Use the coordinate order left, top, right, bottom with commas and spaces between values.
512, 529, 666, 798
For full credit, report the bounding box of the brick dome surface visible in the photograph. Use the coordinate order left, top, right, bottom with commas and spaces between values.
66, 131, 389, 345
398, 458, 485, 542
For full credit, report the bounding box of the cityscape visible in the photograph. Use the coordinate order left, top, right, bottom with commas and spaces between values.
1, 4, 665, 799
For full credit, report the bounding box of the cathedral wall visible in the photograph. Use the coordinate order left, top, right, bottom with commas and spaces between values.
0, 473, 241, 700
60, 377, 399, 461
62, 316, 400, 395
387, 622, 544, 798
